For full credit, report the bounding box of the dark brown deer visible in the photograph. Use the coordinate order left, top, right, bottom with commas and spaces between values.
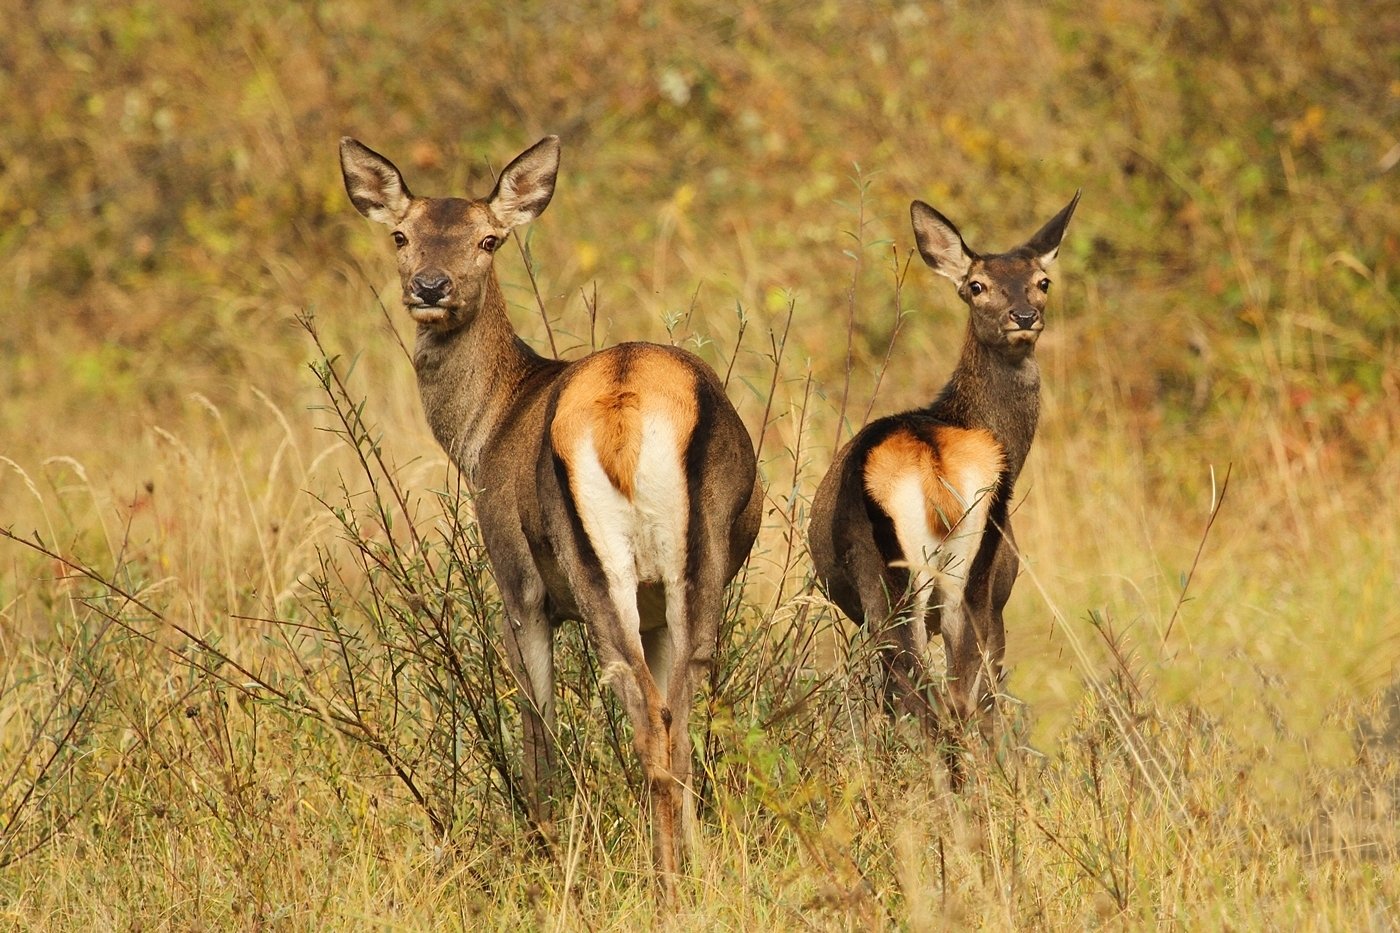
809, 192, 1079, 761
339, 135, 762, 892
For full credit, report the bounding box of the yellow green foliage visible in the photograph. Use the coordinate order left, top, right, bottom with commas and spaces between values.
1, 0, 1398, 928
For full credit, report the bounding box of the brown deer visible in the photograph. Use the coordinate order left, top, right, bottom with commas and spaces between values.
339, 135, 762, 890
809, 192, 1079, 763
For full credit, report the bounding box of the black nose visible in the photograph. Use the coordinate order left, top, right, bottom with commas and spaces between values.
1011, 309, 1039, 329
411, 272, 452, 305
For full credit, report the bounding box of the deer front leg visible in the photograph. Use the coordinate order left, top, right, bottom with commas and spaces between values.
963, 529, 1018, 739
499, 588, 558, 843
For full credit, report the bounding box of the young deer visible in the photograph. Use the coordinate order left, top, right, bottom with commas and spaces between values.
340, 136, 762, 888
809, 192, 1079, 753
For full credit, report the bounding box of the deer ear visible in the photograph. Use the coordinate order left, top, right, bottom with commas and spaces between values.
1025, 190, 1081, 265
911, 201, 974, 282
488, 136, 561, 229
340, 138, 413, 225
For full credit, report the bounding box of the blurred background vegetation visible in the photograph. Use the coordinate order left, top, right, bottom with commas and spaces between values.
2, 0, 1398, 927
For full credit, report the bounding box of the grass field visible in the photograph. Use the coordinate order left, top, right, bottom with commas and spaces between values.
2, 1, 1399, 928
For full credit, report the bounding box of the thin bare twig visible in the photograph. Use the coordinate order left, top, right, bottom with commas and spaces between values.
861, 245, 915, 428
833, 182, 868, 452
1162, 463, 1232, 646
512, 228, 558, 357
722, 301, 749, 392
753, 297, 797, 468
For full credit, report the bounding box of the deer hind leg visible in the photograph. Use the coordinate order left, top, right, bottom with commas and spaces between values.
639, 606, 689, 875
871, 475, 942, 734
938, 585, 1001, 790
662, 533, 735, 864
926, 537, 986, 790
932, 488, 999, 733
563, 421, 689, 893
861, 574, 939, 736
568, 557, 681, 891
603, 591, 682, 888
635, 415, 697, 884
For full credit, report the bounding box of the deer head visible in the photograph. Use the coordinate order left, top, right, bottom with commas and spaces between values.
910, 192, 1080, 359
339, 135, 561, 328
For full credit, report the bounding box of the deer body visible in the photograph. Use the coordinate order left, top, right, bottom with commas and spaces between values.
341, 136, 762, 888
809, 193, 1079, 743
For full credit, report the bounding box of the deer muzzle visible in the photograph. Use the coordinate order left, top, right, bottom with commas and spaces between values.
1004, 308, 1043, 344
409, 271, 453, 307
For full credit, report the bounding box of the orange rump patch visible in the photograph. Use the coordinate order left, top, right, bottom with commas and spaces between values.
551, 348, 700, 501
863, 426, 1004, 535
590, 389, 642, 498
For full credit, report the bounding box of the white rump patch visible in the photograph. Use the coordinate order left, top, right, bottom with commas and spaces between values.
885, 466, 998, 651
569, 414, 689, 651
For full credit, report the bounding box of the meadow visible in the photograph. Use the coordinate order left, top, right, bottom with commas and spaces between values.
2, 1, 1398, 928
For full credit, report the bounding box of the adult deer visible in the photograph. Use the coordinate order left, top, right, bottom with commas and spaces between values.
809, 192, 1079, 763
339, 135, 762, 890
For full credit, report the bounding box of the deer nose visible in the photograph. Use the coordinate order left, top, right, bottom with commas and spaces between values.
411, 272, 452, 305
1010, 308, 1039, 329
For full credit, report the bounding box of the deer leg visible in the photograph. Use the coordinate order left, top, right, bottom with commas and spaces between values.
963, 598, 1007, 742
857, 576, 900, 718
499, 585, 557, 840
553, 445, 688, 897
641, 618, 674, 696
572, 569, 681, 897
965, 531, 1018, 740
936, 591, 980, 788
932, 495, 1001, 775
642, 614, 690, 870
940, 590, 982, 724
941, 596, 1007, 789
666, 557, 734, 863
865, 571, 940, 736
978, 608, 1007, 742
664, 659, 697, 866
944, 588, 1008, 757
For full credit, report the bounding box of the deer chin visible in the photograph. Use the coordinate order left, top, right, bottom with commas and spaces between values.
407, 303, 455, 325
1003, 325, 1042, 346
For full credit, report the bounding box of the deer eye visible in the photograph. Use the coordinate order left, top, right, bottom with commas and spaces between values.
968, 281, 986, 297
479, 235, 500, 252
392, 231, 407, 248
1038, 278, 1052, 293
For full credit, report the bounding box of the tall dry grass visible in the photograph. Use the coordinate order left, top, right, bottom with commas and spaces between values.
3, 0, 1398, 927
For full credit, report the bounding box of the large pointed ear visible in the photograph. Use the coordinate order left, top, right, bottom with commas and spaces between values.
911, 200, 975, 282
1025, 190, 1081, 265
340, 137, 413, 225
488, 136, 561, 229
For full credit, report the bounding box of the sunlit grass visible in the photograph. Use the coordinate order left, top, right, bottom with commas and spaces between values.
3, 0, 1398, 928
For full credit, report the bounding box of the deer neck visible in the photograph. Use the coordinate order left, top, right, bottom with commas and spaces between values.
412, 274, 549, 482
930, 327, 1041, 482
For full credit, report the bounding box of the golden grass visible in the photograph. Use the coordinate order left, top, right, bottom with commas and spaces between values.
3, 0, 1399, 928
